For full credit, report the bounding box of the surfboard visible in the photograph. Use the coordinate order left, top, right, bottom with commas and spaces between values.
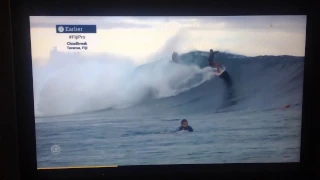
178, 130, 189, 133
213, 65, 226, 76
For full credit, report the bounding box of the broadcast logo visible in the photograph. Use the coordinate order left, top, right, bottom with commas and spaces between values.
57, 26, 64, 33
51, 145, 61, 154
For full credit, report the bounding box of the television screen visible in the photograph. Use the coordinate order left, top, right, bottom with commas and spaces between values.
29, 16, 306, 169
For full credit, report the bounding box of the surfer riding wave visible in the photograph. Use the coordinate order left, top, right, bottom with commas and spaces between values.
208, 49, 235, 107
208, 49, 232, 88
171, 50, 232, 88
171, 49, 235, 108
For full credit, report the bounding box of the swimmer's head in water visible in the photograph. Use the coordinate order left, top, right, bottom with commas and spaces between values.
181, 119, 188, 129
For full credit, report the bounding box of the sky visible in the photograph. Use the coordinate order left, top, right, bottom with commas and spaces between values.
30, 16, 307, 64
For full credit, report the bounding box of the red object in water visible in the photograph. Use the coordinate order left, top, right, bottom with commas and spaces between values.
281, 104, 291, 109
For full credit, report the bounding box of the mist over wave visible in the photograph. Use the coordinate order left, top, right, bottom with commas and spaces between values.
33, 50, 216, 117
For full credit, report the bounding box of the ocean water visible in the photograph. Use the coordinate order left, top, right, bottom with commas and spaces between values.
34, 51, 304, 168
36, 106, 301, 167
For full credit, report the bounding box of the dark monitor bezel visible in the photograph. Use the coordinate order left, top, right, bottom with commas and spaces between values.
10, 0, 315, 179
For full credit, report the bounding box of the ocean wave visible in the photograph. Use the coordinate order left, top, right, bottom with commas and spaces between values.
33, 50, 304, 118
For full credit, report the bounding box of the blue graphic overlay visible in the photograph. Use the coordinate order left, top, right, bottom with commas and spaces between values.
56, 25, 96, 33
